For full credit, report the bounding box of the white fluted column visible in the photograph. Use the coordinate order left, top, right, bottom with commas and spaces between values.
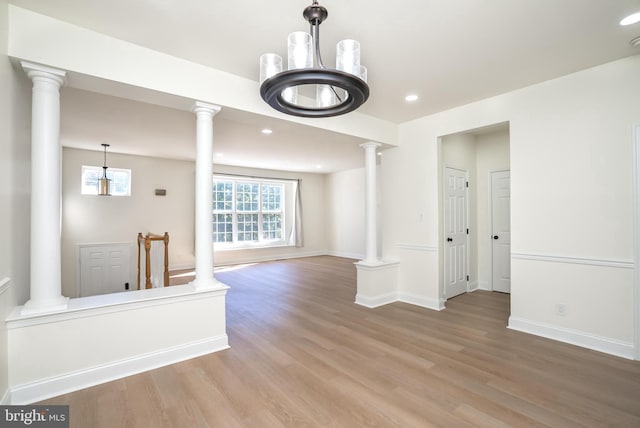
190, 101, 222, 289
21, 62, 69, 315
360, 142, 381, 265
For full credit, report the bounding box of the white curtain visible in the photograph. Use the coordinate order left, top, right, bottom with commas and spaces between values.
150, 239, 164, 288
289, 179, 304, 247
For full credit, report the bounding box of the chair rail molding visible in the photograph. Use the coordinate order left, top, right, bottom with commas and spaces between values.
511, 252, 634, 269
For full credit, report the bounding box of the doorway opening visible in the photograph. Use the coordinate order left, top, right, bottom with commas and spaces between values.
439, 122, 511, 306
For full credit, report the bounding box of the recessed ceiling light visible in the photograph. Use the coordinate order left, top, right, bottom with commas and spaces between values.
405, 94, 419, 102
315, 164, 322, 169
620, 12, 640, 26
215, 152, 224, 158
261, 128, 273, 135
631, 35, 640, 47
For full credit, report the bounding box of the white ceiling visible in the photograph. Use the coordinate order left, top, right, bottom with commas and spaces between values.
60, 87, 369, 173
9, 0, 640, 172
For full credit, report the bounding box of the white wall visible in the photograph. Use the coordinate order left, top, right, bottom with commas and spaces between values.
0, 1, 11, 400
325, 168, 365, 259
385, 56, 640, 358
0, 0, 7, 281
0, 0, 33, 403
0, 12, 31, 308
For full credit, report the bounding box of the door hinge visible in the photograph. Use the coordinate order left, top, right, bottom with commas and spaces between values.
466, 181, 469, 188
466, 275, 470, 281
466, 228, 469, 234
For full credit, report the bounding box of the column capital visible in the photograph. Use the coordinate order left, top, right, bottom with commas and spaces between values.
191, 101, 222, 116
21, 61, 66, 86
360, 142, 381, 150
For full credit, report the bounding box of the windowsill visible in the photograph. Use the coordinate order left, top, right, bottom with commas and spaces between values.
81, 194, 131, 197
214, 242, 294, 252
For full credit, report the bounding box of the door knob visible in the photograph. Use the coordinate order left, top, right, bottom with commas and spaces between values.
493, 235, 499, 240
447, 237, 453, 242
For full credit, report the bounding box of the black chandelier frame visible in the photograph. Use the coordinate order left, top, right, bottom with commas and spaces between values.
259, 1, 370, 118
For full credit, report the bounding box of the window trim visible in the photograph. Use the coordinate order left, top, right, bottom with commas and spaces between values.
81, 165, 132, 196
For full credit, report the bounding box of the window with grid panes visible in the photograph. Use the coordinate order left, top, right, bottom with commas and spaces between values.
212, 177, 284, 246
212, 181, 233, 243
261, 184, 283, 240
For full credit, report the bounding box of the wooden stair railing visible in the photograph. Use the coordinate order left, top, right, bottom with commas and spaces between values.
137, 232, 170, 289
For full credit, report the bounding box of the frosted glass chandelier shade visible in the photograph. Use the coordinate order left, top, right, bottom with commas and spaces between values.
358, 65, 368, 82
282, 86, 298, 104
316, 85, 337, 107
288, 32, 312, 70
336, 39, 360, 75
260, 53, 283, 84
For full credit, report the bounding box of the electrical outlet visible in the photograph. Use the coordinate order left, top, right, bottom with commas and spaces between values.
555, 303, 566, 316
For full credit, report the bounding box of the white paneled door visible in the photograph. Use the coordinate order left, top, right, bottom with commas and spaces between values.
79, 244, 132, 297
444, 167, 468, 299
491, 170, 511, 293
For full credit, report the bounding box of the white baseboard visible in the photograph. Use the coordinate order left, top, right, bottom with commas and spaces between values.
508, 317, 634, 360
397, 292, 445, 311
1, 388, 10, 405
0, 277, 11, 295
476, 280, 490, 291
1, 278, 12, 405
355, 292, 397, 308
9, 335, 229, 404
355, 292, 444, 311
326, 250, 364, 260
168, 263, 195, 271
467, 281, 479, 292
175, 251, 353, 272
215, 250, 326, 267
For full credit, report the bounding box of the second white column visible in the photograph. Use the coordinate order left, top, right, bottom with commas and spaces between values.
191, 101, 222, 289
360, 142, 381, 265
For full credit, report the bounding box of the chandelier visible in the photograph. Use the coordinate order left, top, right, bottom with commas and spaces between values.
98, 143, 111, 196
259, 1, 369, 118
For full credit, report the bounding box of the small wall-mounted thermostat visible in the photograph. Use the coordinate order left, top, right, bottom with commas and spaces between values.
155, 189, 167, 196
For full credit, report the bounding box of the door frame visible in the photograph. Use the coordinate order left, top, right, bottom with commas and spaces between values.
488, 169, 511, 292
633, 124, 640, 360
442, 165, 470, 300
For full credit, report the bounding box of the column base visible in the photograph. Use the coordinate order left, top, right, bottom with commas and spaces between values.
356, 259, 387, 267
354, 260, 399, 308
189, 277, 228, 291
21, 296, 69, 316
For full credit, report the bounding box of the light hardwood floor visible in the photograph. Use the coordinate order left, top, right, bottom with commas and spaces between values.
41, 256, 640, 427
